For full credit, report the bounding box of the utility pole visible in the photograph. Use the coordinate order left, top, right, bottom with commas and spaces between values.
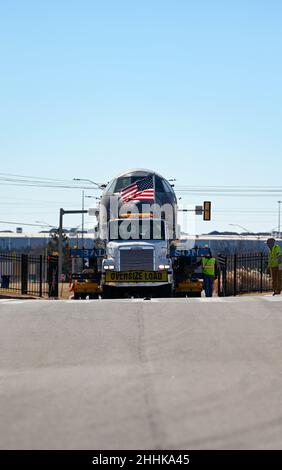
278, 200, 282, 239
82, 190, 85, 248
82, 190, 85, 267
58, 209, 64, 283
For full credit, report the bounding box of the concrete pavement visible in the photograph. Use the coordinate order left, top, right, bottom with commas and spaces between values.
1, 295, 282, 449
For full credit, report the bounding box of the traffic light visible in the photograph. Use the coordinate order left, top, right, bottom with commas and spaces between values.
203, 201, 211, 221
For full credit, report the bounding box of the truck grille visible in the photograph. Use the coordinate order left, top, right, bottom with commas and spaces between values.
120, 249, 154, 271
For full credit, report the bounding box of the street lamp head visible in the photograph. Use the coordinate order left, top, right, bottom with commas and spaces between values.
229, 223, 250, 233
73, 177, 105, 189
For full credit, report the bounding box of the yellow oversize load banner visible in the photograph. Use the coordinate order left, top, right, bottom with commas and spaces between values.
105, 271, 168, 283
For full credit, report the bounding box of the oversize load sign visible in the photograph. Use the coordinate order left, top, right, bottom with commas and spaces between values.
105, 271, 168, 283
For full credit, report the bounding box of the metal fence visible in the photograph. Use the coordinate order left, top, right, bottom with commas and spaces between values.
0, 253, 58, 297
217, 252, 272, 296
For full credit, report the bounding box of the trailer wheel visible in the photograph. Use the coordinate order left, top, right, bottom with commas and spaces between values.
158, 285, 173, 298
187, 291, 202, 298
102, 286, 114, 299
89, 294, 99, 299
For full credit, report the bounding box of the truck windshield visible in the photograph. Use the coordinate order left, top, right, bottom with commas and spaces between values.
114, 176, 142, 193
109, 219, 166, 241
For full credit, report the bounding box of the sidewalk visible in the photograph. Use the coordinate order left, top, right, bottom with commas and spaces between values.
0, 290, 38, 300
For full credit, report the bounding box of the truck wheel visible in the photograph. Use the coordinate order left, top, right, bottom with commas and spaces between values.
159, 286, 173, 298
187, 292, 202, 298
102, 286, 114, 299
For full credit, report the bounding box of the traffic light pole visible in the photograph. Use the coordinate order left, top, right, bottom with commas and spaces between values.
58, 208, 88, 284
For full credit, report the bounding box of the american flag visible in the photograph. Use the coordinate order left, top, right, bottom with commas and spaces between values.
120, 176, 155, 204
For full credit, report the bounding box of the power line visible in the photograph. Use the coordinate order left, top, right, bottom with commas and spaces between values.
176, 192, 282, 197
0, 181, 100, 190
0, 220, 50, 227
214, 210, 277, 213
176, 185, 282, 188
0, 174, 102, 190
175, 188, 282, 193
0, 172, 73, 183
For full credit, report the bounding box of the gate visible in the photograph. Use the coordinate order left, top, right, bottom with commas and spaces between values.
217, 252, 272, 296
0, 253, 58, 298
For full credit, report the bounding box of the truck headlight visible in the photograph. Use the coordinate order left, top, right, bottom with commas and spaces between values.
159, 264, 170, 270
104, 265, 115, 271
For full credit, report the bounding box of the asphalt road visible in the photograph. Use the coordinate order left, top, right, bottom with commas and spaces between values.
1, 295, 282, 450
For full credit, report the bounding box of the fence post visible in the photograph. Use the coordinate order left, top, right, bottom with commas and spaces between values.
233, 254, 237, 296
39, 255, 43, 297
217, 256, 227, 297
224, 256, 228, 295
53, 256, 59, 298
217, 262, 222, 296
48, 256, 59, 298
218, 256, 227, 296
21, 254, 28, 295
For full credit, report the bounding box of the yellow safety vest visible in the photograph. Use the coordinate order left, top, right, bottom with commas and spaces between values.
202, 257, 216, 276
268, 245, 282, 268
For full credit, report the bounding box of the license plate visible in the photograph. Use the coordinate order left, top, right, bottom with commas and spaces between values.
105, 271, 168, 283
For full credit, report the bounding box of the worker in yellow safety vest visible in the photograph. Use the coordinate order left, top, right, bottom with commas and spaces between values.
201, 252, 217, 297
266, 238, 282, 295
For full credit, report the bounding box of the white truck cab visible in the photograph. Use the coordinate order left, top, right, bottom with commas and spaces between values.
102, 218, 173, 297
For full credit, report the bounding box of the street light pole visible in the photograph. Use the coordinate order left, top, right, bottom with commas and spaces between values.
82, 190, 85, 268
58, 209, 64, 283
82, 190, 85, 248
74, 177, 105, 259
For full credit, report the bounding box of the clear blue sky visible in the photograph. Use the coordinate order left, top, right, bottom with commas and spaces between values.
0, 0, 281, 233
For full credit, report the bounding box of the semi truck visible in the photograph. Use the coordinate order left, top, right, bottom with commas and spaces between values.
70, 169, 211, 299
